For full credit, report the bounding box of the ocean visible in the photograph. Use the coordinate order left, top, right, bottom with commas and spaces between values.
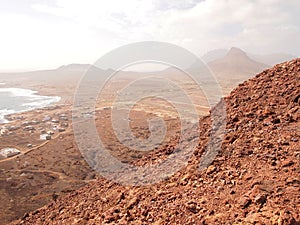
0, 87, 61, 124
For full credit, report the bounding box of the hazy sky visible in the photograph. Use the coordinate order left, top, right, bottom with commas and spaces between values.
0, 0, 299, 71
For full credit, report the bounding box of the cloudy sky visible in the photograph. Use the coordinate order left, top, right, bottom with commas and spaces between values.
0, 0, 299, 71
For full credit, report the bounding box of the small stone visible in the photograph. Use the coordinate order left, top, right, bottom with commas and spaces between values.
206, 165, 216, 175
244, 174, 253, 180
126, 197, 139, 209
185, 201, 200, 213
240, 197, 252, 209
217, 186, 224, 192
254, 194, 267, 205
281, 160, 294, 167
180, 174, 191, 185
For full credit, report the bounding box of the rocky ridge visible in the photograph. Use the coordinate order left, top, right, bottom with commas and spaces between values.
13, 59, 300, 224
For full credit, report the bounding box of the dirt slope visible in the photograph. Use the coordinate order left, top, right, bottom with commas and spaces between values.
12, 59, 300, 224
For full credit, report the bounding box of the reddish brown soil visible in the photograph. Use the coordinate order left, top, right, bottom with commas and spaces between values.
10, 59, 300, 224
1, 104, 180, 224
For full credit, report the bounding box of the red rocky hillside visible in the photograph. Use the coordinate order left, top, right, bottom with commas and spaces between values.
13, 59, 300, 224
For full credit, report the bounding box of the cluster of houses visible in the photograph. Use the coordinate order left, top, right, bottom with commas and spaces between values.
0, 105, 72, 159
0, 113, 69, 141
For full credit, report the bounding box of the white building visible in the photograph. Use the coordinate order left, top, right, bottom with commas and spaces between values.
0, 148, 21, 158
40, 134, 51, 140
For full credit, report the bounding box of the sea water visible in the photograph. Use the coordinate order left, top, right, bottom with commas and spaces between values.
0, 88, 61, 124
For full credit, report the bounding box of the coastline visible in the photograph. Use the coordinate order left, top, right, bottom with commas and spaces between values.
0, 87, 61, 124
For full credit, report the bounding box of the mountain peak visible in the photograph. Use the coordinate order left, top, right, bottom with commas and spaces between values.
227, 47, 247, 57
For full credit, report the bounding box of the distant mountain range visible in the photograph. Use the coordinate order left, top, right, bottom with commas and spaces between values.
0, 47, 297, 100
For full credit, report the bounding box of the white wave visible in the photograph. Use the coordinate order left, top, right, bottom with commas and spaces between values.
0, 109, 16, 115
0, 88, 38, 97
0, 83, 5, 85
0, 109, 16, 124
